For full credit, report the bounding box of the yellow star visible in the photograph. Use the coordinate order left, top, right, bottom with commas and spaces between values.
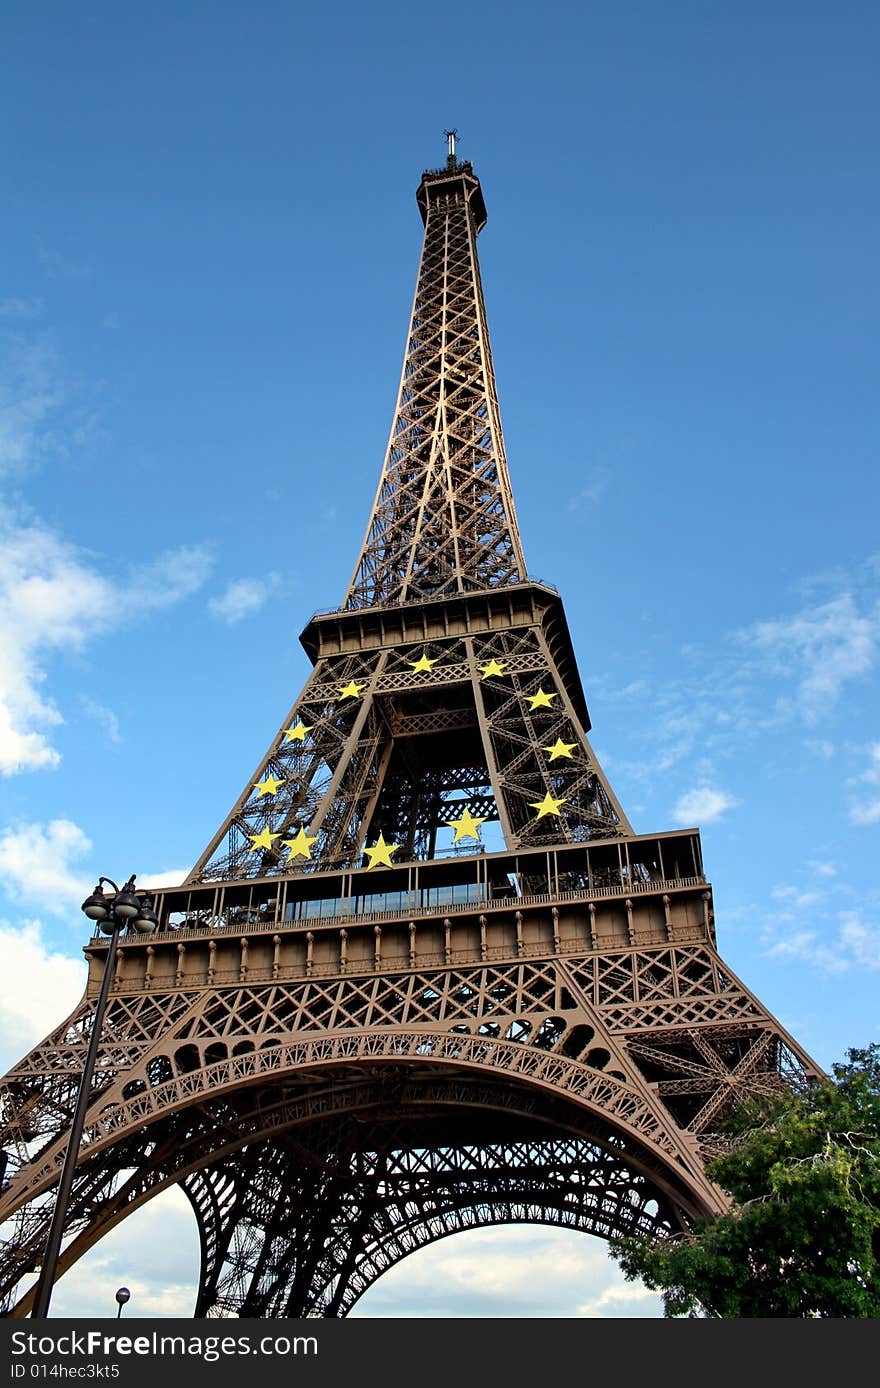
543, 739, 577, 762
527, 687, 557, 710
479, 659, 507, 679
409, 652, 438, 674
248, 827, 281, 852
253, 774, 285, 797
339, 680, 364, 700
445, 806, 488, 842
529, 792, 567, 820
364, 832, 399, 870
283, 720, 313, 743
283, 827, 318, 861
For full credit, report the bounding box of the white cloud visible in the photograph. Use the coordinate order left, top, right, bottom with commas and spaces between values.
0, 919, 85, 1070
49, 1184, 199, 1319
36, 246, 93, 281
0, 297, 44, 320
128, 547, 216, 613
568, 467, 610, 513
353, 1226, 662, 1319
763, 908, 880, 975
138, 868, 188, 891
806, 739, 836, 759
80, 698, 122, 745
0, 816, 186, 921
0, 336, 67, 475
857, 742, 880, 783
0, 329, 213, 774
0, 509, 212, 775
771, 885, 821, 911
850, 741, 880, 825
810, 861, 837, 878
0, 818, 93, 914
50, 1211, 661, 1322
208, 575, 279, 625
838, 911, 880, 970
576, 1280, 663, 1317
672, 786, 738, 826
740, 594, 878, 722
763, 928, 846, 975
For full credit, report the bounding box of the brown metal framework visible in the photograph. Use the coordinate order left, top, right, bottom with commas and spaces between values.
0, 149, 821, 1318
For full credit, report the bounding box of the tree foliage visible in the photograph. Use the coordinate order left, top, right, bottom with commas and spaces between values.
610, 1045, 880, 1317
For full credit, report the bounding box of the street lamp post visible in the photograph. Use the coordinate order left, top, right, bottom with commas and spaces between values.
30, 876, 158, 1319
115, 1286, 131, 1318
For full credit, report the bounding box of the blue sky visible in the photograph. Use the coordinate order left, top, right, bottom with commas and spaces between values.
1, 1, 878, 1318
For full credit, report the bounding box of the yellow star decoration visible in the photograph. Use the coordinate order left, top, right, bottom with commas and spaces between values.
409, 652, 438, 674
529, 792, 567, 821
527, 687, 557, 710
445, 806, 488, 842
283, 721, 313, 743
339, 680, 364, 700
253, 774, 285, 797
479, 659, 507, 679
248, 827, 281, 852
364, 832, 399, 870
283, 827, 318, 861
543, 739, 577, 762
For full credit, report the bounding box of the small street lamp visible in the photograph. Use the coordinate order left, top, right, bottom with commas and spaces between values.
30, 876, 158, 1318
115, 1286, 131, 1318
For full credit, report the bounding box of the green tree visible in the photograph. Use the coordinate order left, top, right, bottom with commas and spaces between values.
610, 1045, 880, 1317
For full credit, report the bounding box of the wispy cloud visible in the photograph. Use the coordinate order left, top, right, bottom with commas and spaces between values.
810, 861, 837, 878
806, 739, 836, 760
208, 574, 279, 625
568, 466, 610, 513
0, 297, 44, 320
672, 786, 738, 825
129, 546, 215, 612
0, 818, 93, 914
0, 324, 214, 773
0, 509, 212, 774
48, 1183, 200, 1318
80, 698, 122, 745
764, 928, 846, 975
597, 567, 880, 828
764, 909, 880, 975
138, 868, 189, 891
739, 593, 879, 723
576, 1281, 663, 1317
0, 920, 84, 1070
761, 861, 880, 974
36, 245, 94, 281
849, 741, 880, 826
838, 911, 880, 969
0, 335, 68, 475
771, 885, 821, 911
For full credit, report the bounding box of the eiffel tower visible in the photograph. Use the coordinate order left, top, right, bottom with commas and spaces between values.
0, 137, 821, 1318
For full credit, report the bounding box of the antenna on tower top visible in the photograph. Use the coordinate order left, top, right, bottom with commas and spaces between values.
444, 128, 459, 167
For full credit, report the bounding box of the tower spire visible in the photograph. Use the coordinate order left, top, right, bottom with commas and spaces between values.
344, 150, 526, 610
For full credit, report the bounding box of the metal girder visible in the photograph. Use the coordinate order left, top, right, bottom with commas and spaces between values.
0, 941, 819, 1315
189, 1127, 681, 1318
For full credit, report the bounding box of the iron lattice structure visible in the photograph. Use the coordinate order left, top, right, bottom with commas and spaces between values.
0, 150, 820, 1318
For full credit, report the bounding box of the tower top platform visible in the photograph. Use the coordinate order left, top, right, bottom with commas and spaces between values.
417, 158, 487, 231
